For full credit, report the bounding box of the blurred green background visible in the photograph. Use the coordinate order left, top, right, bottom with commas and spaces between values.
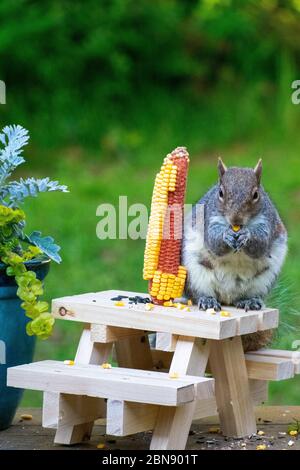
1, 0, 300, 405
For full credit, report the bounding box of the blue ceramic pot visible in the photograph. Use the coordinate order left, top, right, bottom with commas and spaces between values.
0, 258, 50, 430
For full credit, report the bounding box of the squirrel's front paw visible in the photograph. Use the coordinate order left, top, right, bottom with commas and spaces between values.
235, 228, 250, 252
235, 297, 264, 311
223, 228, 237, 250
198, 296, 221, 311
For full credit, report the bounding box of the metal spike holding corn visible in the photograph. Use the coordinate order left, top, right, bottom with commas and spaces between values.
143, 147, 189, 304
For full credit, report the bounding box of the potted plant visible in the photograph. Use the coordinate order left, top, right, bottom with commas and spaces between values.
0, 125, 68, 429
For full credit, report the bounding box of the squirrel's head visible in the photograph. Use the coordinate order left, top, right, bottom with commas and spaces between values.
217, 158, 263, 226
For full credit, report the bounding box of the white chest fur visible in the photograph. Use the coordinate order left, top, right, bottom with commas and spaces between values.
183, 214, 287, 304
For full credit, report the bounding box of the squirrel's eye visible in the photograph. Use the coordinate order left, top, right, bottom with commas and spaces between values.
219, 188, 224, 200
253, 191, 259, 201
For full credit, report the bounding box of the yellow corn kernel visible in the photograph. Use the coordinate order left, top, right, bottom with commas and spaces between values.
145, 303, 154, 311
169, 372, 179, 379
157, 294, 163, 300
101, 363, 112, 369
64, 360, 75, 366
114, 301, 125, 307
257, 430, 265, 436
187, 300, 193, 306
163, 301, 174, 307
256, 444, 267, 450
209, 427, 220, 434
232, 225, 241, 232
20, 414, 33, 420
289, 430, 298, 436
97, 443, 106, 449
220, 310, 231, 317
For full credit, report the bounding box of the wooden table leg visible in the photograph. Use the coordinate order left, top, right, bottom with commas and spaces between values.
52, 326, 112, 445
150, 336, 210, 450
106, 332, 154, 434
209, 336, 257, 438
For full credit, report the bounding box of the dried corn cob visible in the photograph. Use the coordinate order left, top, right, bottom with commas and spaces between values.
143, 147, 189, 304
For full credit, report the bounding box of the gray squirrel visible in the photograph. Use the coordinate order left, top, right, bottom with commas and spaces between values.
182, 159, 287, 350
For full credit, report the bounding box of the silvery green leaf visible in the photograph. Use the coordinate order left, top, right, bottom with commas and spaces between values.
26, 231, 62, 263
1, 177, 68, 204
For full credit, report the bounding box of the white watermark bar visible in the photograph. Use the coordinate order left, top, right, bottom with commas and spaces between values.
96, 196, 205, 241
0, 80, 6, 104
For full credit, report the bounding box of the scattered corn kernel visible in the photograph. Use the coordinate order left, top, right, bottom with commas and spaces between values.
208, 427, 220, 434
257, 430, 265, 436
176, 302, 186, 310
187, 299, 193, 306
163, 301, 174, 307
183, 307, 191, 312
64, 360, 75, 366
232, 225, 241, 232
220, 310, 231, 317
101, 363, 112, 369
256, 444, 267, 450
169, 372, 179, 379
20, 414, 33, 421
145, 303, 154, 311
114, 301, 125, 307
97, 443, 106, 449
289, 430, 298, 436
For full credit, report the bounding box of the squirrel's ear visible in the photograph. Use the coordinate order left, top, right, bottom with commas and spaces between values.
254, 158, 262, 183
218, 158, 227, 179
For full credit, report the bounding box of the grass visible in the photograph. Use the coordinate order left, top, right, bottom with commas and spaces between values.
14, 89, 300, 407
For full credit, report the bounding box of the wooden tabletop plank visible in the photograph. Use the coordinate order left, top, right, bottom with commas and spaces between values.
51, 290, 279, 340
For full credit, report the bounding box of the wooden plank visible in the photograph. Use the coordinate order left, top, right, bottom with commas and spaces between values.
74, 327, 112, 364
107, 400, 159, 436
225, 310, 260, 336
52, 290, 278, 339
247, 349, 300, 374
108, 328, 155, 436
115, 334, 154, 370
43, 327, 111, 434
54, 394, 105, 445
209, 337, 256, 437
151, 349, 173, 370
249, 379, 268, 404
155, 333, 178, 352
90, 324, 144, 343
150, 337, 211, 450
42, 392, 60, 429
245, 354, 295, 381
52, 292, 237, 340
105, 379, 267, 436
8, 360, 213, 406
257, 310, 279, 331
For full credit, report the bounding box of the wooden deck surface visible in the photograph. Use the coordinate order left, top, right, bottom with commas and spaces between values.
1, 406, 299, 450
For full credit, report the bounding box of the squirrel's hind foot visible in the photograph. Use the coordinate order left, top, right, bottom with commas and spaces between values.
198, 296, 221, 311
235, 297, 263, 311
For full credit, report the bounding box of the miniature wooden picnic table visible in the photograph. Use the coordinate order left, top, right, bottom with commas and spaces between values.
7, 290, 300, 450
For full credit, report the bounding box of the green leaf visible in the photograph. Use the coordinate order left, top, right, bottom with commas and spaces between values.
25, 231, 61, 263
